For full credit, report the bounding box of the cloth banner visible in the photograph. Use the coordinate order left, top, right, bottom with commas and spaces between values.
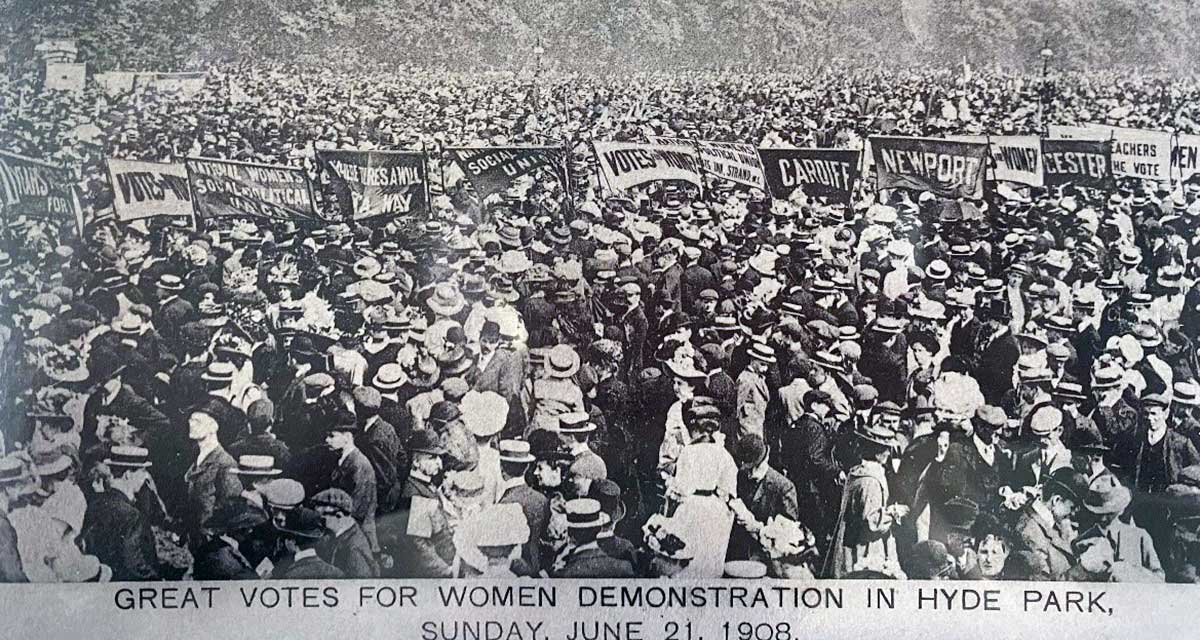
44, 63, 86, 93
1050, 124, 1172, 181
1086, 124, 1172, 181
758, 148, 860, 203
446, 147, 565, 201
185, 157, 319, 221
650, 137, 766, 189
869, 136, 987, 198
1173, 134, 1200, 184
948, 134, 1043, 186
106, 159, 193, 222
591, 141, 703, 192
94, 72, 136, 96
316, 150, 429, 221
1041, 139, 1114, 190
134, 72, 207, 98
0, 151, 78, 227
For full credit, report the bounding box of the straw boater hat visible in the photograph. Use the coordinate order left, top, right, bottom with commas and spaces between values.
103, 446, 152, 469
232, 455, 281, 477
545, 345, 581, 379
498, 439, 536, 464
564, 498, 609, 529
557, 411, 596, 435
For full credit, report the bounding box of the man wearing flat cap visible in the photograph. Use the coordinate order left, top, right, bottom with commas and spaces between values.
932, 405, 1013, 544
352, 386, 404, 517
271, 507, 343, 579
313, 488, 379, 578
324, 416, 379, 555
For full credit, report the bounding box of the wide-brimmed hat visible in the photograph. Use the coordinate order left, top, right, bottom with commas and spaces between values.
1028, 405, 1064, 436
233, 455, 281, 477
1083, 474, 1132, 515
856, 422, 897, 447
564, 498, 610, 529
426, 283, 466, 316
409, 355, 441, 389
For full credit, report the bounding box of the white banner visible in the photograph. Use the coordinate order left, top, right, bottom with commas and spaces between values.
134, 72, 207, 98
44, 62, 86, 93
949, 134, 1043, 186
94, 72, 137, 96
650, 137, 767, 189
1050, 124, 1172, 181
106, 159, 194, 222
1173, 133, 1200, 183
1086, 123, 1172, 181
592, 141, 703, 192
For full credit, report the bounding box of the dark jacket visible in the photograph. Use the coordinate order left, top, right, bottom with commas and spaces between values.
81, 491, 160, 581
554, 543, 635, 578
317, 523, 379, 578
357, 416, 404, 514
498, 480, 550, 574
193, 537, 258, 580
184, 445, 242, 539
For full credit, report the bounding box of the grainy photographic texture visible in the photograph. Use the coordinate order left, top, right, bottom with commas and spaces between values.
1, 1, 1199, 594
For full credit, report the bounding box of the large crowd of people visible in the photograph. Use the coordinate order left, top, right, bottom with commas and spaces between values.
1, 61, 1200, 582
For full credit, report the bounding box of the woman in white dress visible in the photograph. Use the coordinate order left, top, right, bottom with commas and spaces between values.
668, 398, 737, 578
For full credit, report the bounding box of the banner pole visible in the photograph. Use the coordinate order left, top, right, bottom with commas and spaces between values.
590, 139, 609, 198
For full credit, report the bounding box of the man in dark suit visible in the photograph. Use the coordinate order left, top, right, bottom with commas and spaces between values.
271, 507, 344, 579
932, 405, 1013, 544
553, 498, 634, 578
589, 479, 637, 567
325, 417, 379, 553
312, 488, 379, 578
80, 446, 160, 581
731, 433, 800, 560
193, 501, 266, 580
183, 410, 243, 547
352, 387, 403, 516
472, 321, 528, 437
153, 273, 196, 343
497, 440, 550, 574
389, 431, 453, 578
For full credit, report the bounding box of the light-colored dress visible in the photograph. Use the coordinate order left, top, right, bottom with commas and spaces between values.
670, 438, 737, 578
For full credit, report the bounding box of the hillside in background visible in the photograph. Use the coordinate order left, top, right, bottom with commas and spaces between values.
2, 0, 1198, 72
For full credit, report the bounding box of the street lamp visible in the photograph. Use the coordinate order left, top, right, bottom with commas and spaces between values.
1036, 45, 1054, 134
532, 40, 545, 113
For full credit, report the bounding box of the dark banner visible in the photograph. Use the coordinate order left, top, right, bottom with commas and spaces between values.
0, 151, 77, 225
1041, 139, 1115, 190
317, 150, 428, 221
185, 157, 320, 221
758, 148, 860, 203
446, 147, 566, 201
870, 136, 987, 198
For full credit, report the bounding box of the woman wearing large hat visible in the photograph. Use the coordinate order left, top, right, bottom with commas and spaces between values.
824, 422, 908, 579
529, 345, 586, 434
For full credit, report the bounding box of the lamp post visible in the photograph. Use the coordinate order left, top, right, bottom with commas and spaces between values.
532, 40, 545, 114
1037, 45, 1054, 134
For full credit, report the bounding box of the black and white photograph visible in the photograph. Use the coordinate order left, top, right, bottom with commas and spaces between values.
3, 0, 1200, 610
